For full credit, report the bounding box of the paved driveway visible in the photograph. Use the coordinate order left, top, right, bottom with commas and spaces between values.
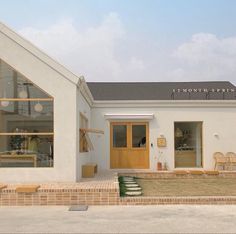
1, 205, 236, 233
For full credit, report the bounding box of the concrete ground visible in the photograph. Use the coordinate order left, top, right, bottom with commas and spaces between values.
1, 205, 236, 233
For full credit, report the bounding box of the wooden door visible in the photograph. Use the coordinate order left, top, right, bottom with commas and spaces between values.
110, 122, 149, 169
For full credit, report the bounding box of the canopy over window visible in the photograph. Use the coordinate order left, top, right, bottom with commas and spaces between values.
104, 114, 154, 120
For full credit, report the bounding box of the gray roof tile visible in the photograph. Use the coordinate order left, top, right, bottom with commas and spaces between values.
87, 81, 236, 101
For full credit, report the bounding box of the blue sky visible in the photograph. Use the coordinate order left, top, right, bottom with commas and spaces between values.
2, 0, 236, 40
1, 0, 236, 83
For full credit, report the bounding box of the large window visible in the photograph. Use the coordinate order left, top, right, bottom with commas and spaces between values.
174, 122, 202, 168
0, 59, 53, 167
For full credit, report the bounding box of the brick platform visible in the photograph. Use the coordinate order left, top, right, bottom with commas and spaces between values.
119, 196, 236, 205
0, 171, 120, 206
1, 171, 236, 206
119, 171, 236, 179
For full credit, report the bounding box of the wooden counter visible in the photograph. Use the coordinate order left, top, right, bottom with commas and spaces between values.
0, 154, 37, 167
175, 150, 196, 167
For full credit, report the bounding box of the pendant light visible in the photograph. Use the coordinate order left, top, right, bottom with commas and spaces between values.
1, 100, 10, 107
175, 128, 183, 138
1, 90, 9, 107
19, 90, 28, 99
34, 102, 43, 112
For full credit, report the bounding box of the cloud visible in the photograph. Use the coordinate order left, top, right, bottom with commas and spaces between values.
171, 33, 236, 83
19, 13, 145, 81
19, 17, 236, 84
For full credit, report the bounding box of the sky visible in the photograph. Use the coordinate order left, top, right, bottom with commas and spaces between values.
0, 0, 236, 84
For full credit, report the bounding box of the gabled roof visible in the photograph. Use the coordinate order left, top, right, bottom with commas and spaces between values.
0, 21, 81, 85
87, 81, 236, 101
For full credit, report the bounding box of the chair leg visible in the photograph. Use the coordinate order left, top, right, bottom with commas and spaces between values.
231, 163, 235, 171
214, 162, 217, 170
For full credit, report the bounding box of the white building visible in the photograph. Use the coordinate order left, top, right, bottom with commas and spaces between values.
0, 22, 236, 182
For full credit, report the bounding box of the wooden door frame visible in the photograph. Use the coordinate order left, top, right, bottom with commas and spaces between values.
110, 122, 149, 169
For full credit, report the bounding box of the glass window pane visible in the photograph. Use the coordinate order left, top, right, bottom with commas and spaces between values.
132, 125, 146, 148
0, 59, 51, 98
175, 122, 202, 168
0, 59, 54, 168
113, 125, 127, 148
0, 135, 53, 167
0, 101, 53, 133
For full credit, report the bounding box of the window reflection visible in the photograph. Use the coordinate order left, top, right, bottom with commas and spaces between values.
113, 125, 127, 148
0, 101, 53, 133
0, 135, 53, 167
0, 60, 49, 99
132, 125, 146, 148
175, 122, 202, 168
0, 59, 54, 167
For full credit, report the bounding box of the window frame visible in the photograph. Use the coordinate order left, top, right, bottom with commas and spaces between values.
110, 122, 148, 151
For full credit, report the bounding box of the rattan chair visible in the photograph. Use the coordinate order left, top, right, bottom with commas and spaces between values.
226, 152, 236, 171
213, 152, 227, 170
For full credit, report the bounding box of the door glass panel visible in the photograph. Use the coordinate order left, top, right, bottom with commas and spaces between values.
113, 125, 127, 148
132, 125, 146, 148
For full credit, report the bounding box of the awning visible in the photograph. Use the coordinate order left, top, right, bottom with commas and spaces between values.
79, 128, 104, 134
104, 114, 154, 120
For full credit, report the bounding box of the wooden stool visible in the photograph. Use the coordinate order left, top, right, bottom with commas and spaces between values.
82, 164, 97, 178
0, 184, 7, 191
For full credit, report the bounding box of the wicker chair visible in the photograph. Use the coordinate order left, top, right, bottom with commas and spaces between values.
213, 152, 227, 170
226, 152, 236, 171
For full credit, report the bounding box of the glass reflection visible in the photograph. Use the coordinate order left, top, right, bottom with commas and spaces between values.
0, 59, 54, 168
0, 135, 53, 167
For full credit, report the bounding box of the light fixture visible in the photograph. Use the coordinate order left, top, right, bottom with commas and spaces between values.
1, 90, 9, 107
34, 102, 43, 112
175, 128, 183, 137
19, 90, 28, 99
1, 100, 10, 107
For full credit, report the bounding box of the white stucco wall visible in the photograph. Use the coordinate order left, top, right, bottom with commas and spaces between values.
90, 106, 236, 171
0, 28, 78, 182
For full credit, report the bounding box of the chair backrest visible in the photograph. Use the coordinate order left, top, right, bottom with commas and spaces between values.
225, 152, 236, 157
213, 152, 227, 163
226, 152, 236, 163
